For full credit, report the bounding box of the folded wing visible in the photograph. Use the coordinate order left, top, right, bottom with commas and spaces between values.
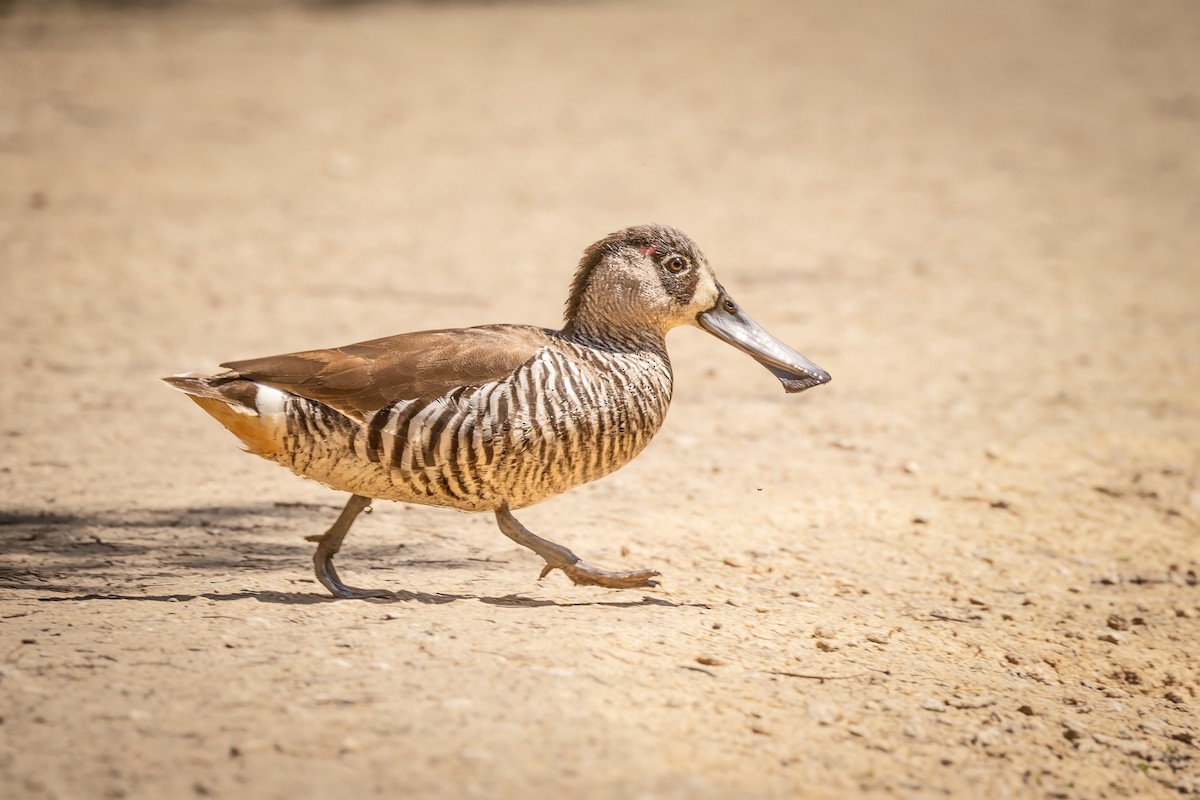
221, 324, 553, 420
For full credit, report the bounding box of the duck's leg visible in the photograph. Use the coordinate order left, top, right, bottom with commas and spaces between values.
304, 494, 392, 599
494, 505, 660, 589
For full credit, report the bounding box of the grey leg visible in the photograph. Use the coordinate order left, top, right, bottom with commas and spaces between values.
304, 494, 392, 599
495, 504, 660, 589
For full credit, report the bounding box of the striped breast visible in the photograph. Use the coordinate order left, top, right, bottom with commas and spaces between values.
269, 341, 674, 511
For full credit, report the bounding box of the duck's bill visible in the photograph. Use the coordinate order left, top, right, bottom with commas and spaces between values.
697, 292, 831, 394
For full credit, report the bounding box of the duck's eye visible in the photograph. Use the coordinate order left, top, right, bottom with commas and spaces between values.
663, 255, 687, 273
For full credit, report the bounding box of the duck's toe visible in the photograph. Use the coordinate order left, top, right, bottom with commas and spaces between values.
545, 562, 661, 590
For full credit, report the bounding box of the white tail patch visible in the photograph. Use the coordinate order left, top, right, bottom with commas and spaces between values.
255, 384, 288, 417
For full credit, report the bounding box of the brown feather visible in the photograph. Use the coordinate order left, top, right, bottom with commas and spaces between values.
162, 374, 258, 410
220, 324, 554, 420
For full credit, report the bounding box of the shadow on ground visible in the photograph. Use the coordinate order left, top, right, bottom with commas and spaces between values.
0, 505, 690, 609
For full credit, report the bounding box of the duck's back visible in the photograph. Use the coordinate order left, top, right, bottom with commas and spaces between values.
171, 325, 674, 512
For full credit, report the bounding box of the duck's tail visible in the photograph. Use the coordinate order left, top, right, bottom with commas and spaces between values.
163, 373, 286, 457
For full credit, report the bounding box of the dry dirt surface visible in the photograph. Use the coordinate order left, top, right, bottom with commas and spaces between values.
2, 1, 1199, 797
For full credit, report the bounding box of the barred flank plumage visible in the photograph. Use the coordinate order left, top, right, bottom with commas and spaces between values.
269, 338, 673, 512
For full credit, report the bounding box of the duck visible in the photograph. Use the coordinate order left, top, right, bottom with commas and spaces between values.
164, 225, 830, 598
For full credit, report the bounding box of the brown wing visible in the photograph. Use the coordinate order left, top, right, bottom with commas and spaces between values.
220, 324, 554, 420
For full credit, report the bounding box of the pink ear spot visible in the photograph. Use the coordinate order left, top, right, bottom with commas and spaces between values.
638, 245, 657, 257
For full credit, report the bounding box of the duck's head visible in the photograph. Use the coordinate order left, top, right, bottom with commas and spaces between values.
563, 224, 831, 393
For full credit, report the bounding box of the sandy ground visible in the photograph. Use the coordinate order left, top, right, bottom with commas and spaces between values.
2, 0, 1199, 797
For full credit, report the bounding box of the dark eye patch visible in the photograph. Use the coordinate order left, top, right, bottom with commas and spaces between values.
657, 257, 700, 305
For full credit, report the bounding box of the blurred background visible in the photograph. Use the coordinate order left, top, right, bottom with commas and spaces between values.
4, 0, 1197, 507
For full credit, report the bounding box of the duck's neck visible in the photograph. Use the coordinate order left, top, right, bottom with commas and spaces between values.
560, 318, 669, 358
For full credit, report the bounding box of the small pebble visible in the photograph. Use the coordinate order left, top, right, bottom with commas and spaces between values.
229, 738, 271, 755
920, 698, 947, 713
1098, 632, 1123, 644
807, 701, 841, 725
1139, 718, 1167, 736
947, 696, 995, 710
972, 727, 1001, 747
